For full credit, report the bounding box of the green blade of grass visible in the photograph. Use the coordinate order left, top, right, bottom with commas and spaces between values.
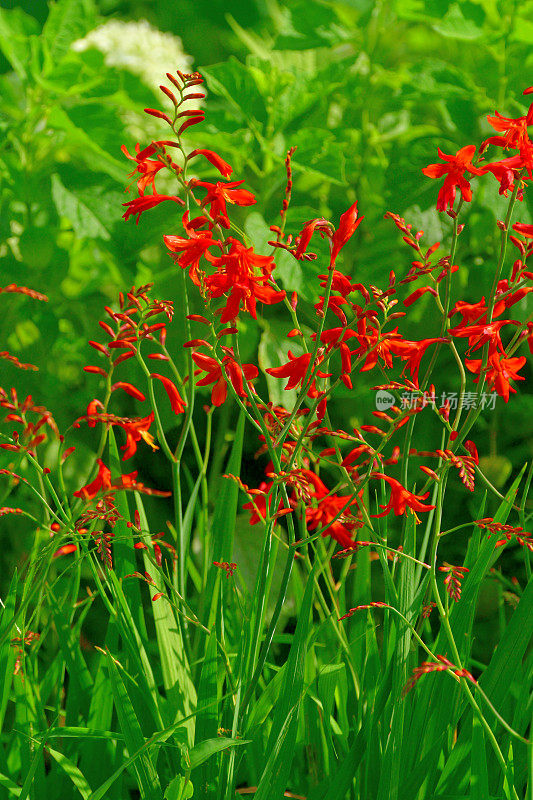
106, 651, 162, 800
201, 411, 244, 631
47, 746, 93, 799
400, 468, 526, 798
253, 562, 316, 800
135, 492, 196, 739
191, 630, 219, 797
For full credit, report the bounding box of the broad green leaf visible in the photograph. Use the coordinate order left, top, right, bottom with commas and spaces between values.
432, 3, 484, 40
51, 173, 111, 240
0, 8, 39, 79
164, 776, 193, 800
42, 0, 95, 67
201, 57, 268, 126
47, 107, 125, 181
202, 411, 245, 628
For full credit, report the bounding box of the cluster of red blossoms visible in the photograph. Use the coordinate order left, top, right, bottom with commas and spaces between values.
113, 71, 533, 557
1, 71, 531, 586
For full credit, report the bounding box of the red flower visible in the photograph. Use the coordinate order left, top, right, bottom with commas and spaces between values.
121, 143, 166, 195
122, 193, 184, 224
74, 459, 113, 499
482, 105, 533, 153
371, 472, 435, 518
204, 238, 285, 322
195, 180, 256, 228
306, 492, 358, 549
266, 351, 331, 397
119, 412, 157, 460
192, 349, 258, 406
390, 337, 448, 384
150, 374, 186, 414
330, 201, 364, 266
164, 212, 222, 284
465, 352, 527, 402
448, 319, 517, 355
188, 149, 233, 177
422, 145, 483, 211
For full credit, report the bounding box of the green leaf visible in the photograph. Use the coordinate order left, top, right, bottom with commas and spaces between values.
47, 106, 126, 181
432, 3, 484, 40
254, 563, 317, 799
43, 0, 95, 67
201, 57, 268, 125
51, 173, 112, 240
202, 411, 245, 630
164, 776, 193, 800
0, 8, 39, 79
106, 652, 162, 800
47, 747, 93, 799
188, 737, 249, 770
192, 632, 219, 795
135, 493, 197, 739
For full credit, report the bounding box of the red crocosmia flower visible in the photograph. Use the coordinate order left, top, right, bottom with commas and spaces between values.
448, 319, 517, 355
330, 201, 364, 266
266, 351, 331, 397
121, 143, 166, 195
122, 193, 184, 224
320, 327, 358, 389
390, 337, 448, 384
371, 473, 435, 518
306, 495, 358, 549
301, 471, 360, 549
164, 213, 222, 285
465, 353, 527, 403
74, 459, 112, 500
204, 238, 285, 322
294, 218, 331, 259
422, 145, 483, 211
53, 544, 77, 558
479, 153, 532, 197
111, 382, 146, 401
119, 412, 156, 460
448, 297, 505, 326
513, 222, 533, 238
188, 149, 233, 177
355, 326, 404, 372
150, 374, 186, 414
194, 180, 256, 228
86, 399, 104, 428
482, 104, 533, 152
192, 350, 259, 406
319, 270, 355, 297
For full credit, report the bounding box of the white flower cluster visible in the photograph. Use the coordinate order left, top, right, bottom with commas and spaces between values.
72, 19, 193, 93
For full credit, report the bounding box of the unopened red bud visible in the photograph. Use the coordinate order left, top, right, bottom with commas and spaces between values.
144, 108, 172, 124
160, 85, 177, 104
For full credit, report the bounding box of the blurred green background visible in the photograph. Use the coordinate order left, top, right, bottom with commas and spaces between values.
0, 0, 532, 658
